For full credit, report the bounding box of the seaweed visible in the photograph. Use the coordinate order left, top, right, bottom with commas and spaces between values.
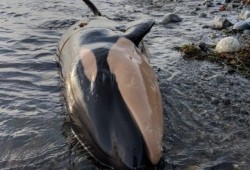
179, 44, 250, 77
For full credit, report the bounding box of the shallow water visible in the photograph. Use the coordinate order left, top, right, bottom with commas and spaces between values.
0, 0, 249, 169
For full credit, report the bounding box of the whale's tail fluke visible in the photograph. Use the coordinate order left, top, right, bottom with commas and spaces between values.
82, 0, 102, 16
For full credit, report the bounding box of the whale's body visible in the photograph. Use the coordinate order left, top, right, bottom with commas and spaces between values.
58, 17, 163, 169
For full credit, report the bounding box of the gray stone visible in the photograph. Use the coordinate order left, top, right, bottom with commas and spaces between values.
195, 7, 201, 11
199, 13, 207, 18
210, 16, 232, 30
215, 74, 226, 84
239, 10, 250, 20
215, 37, 241, 53
233, 19, 250, 31
161, 13, 182, 24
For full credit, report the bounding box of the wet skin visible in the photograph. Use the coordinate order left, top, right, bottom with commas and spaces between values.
58, 17, 163, 169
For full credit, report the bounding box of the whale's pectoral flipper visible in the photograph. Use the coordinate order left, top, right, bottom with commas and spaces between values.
124, 19, 155, 46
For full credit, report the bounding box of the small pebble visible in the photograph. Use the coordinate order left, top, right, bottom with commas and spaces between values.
195, 7, 201, 11
215, 37, 241, 53
160, 13, 182, 24
215, 74, 226, 84
199, 13, 207, 18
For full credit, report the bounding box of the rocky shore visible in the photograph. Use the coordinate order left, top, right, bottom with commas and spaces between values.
155, 0, 250, 77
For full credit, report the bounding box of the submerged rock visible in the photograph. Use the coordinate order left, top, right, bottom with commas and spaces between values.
215, 37, 241, 53
160, 13, 182, 24
210, 16, 232, 30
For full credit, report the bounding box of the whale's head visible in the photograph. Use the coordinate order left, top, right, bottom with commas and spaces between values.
66, 18, 163, 169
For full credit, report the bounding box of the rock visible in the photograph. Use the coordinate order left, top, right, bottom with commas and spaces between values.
215, 37, 241, 53
239, 10, 250, 20
210, 16, 232, 30
225, 0, 231, 3
194, 7, 201, 11
215, 74, 226, 84
203, 0, 213, 7
226, 3, 233, 10
233, 18, 250, 31
199, 13, 207, 18
160, 13, 182, 24
198, 42, 211, 52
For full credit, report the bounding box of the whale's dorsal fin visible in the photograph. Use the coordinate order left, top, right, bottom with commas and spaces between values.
82, 0, 102, 16
124, 19, 155, 46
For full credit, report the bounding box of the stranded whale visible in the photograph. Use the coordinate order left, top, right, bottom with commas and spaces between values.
57, 1, 163, 169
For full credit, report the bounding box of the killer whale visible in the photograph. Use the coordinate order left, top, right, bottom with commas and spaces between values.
57, 1, 163, 169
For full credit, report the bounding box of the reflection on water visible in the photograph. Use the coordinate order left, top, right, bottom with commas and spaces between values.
0, 0, 249, 169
